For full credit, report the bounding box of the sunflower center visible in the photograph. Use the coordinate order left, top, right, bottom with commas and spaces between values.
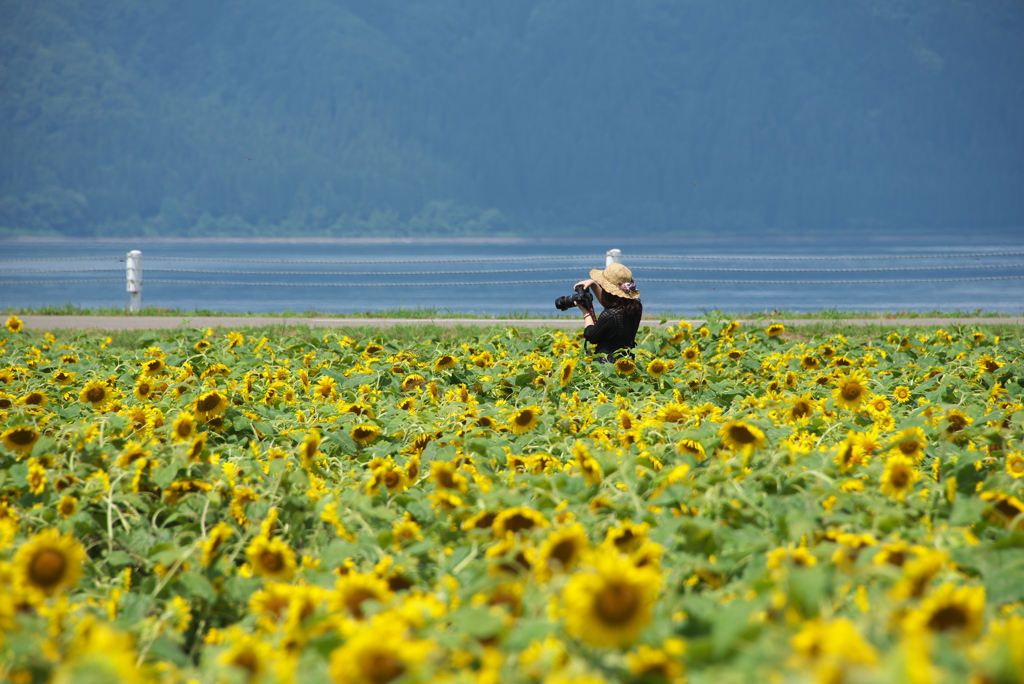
791, 402, 811, 418
549, 539, 577, 568
502, 514, 536, 534
8, 429, 37, 446
353, 428, 374, 440
898, 441, 920, 456
230, 650, 261, 676
728, 425, 756, 445
362, 652, 405, 684
841, 383, 863, 401
927, 605, 968, 632
259, 551, 284, 573
86, 387, 106, 402
885, 551, 906, 567
196, 394, 222, 412
383, 471, 400, 487
594, 582, 640, 625
663, 410, 684, 423
30, 549, 67, 588
515, 411, 535, 427
889, 466, 910, 488
345, 589, 378, 618
947, 415, 967, 431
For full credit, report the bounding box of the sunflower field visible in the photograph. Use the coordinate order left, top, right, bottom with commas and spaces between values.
1, 313, 1024, 684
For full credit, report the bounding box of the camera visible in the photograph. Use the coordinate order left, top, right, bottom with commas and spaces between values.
555, 285, 593, 311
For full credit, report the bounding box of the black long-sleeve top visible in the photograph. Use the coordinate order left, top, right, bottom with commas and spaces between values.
583, 303, 643, 362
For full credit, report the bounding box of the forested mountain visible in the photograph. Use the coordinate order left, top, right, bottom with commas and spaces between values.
1, 1, 1022, 239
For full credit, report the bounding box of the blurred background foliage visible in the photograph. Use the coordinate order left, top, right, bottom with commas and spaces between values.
0, 0, 1021, 239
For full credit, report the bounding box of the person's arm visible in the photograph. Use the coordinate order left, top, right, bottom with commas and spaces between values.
574, 279, 598, 327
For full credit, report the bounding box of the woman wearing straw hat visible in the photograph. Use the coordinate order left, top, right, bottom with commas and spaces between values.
574, 262, 643, 363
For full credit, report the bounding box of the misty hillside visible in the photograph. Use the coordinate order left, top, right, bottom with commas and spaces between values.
1, 0, 1022, 238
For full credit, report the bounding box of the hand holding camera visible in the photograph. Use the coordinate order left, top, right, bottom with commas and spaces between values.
554, 284, 593, 312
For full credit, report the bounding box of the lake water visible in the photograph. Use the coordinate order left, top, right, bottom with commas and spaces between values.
1, 236, 1023, 316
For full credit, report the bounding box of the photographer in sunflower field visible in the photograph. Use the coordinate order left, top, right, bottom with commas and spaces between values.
568, 262, 643, 363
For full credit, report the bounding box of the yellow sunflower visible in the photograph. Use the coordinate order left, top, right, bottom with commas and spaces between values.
328, 615, 433, 684
332, 572, 394, 619
977, 354, 1003, 375
625, 644, 687, 684
401, 374, 426, 392
5, 315, 24, 332
193, 389, 229, 421
79, 380, 111, 408
2, 425, 40, 454
646, 358, 671, 379
766, 543, 818, 571
350, 424, 382, 447
492, 507, 548, 537
1006, 451, 1024, 479
218, 628, 274, 683
298, 431, 321, 467
201, 522, 234, 567
434, 354, 458, 371
942, 408, 972, 441
800, 355, 821, 371
14, 528, 85, 598
245, 535, 297, 581
369, 462, 410, 495
614, 358, 637, 375
892, 385, 912, 403
888, 427, 927, 462
766, 323, 786, 337
880, 454, 920, 501
57, 495, 78, 518
784, 395, 816, 423
674, 438, 706, 460
140, 357, 165, 376
312, 376, 337, 401
19, 390, 47, 408
563, 553, 662, 648
536, 523, 590, 579
655, 402, 690, 424
718, 420, 766, 453
832, 370, 870, 410
558, 358, 578, 387
170, 412, 198, 443
903, 583, 986, 639
509, 405, 541, 435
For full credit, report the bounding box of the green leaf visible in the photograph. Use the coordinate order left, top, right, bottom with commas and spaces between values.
105, 550, 133, 567
178, 571, 217, 603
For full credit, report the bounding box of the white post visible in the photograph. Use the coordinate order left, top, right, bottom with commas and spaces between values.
606, 248, 622, 267
126, 250, 142, 313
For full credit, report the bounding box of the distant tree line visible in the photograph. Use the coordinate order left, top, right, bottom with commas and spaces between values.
0, 0, 1021, 239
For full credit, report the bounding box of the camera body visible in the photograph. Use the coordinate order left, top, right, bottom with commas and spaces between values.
555, 284, 593, 311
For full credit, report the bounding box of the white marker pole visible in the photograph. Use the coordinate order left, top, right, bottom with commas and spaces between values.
126, 250, 142, 313
606, 248, 622, 267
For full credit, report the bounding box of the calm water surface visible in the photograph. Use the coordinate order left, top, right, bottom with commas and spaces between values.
2, 236, 1022, 316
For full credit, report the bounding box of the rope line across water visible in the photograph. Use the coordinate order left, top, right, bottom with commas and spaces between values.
39, 263, 1018, 276
132, 274, 1024, 286
3, 250, 1024, 264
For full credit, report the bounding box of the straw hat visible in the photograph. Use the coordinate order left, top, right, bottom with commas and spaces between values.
590, 263, 641, 299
